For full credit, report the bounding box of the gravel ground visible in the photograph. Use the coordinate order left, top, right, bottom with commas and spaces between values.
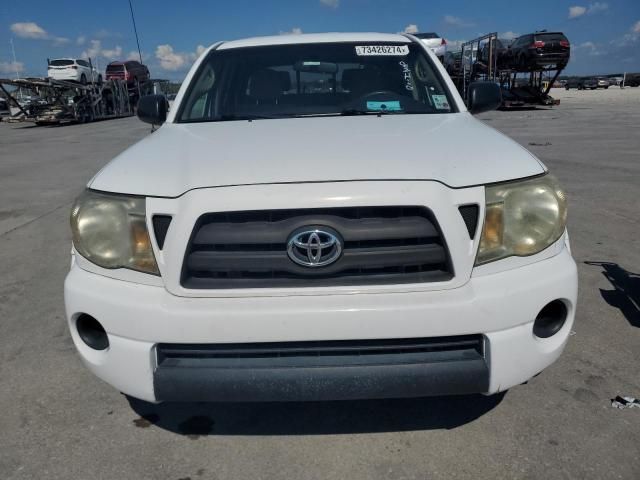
1, 87, 639, 480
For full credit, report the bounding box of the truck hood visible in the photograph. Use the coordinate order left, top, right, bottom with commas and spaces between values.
90, 113, 545, 197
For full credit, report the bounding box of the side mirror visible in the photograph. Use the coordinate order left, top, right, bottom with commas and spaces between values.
467, 82, 502, 114
137, 95, 168, 125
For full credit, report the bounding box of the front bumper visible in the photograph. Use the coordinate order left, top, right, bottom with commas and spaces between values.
65, 244, 577, 403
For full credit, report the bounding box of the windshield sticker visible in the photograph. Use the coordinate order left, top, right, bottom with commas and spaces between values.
366, 100, 402, 112
399, 61, 413, 91
355, 45, 409, 56
432, 94, 450, 110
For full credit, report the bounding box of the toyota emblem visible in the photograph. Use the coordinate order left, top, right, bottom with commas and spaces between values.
286, 228, 343, 268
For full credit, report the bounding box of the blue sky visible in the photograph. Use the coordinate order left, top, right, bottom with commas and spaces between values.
1, 0, 639, 80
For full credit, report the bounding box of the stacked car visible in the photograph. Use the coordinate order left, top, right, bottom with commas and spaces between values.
443, 31, 570, 76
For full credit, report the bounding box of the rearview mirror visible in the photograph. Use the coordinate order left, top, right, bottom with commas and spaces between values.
294, 61, 338, 74
137, 95, 168, 125
467, 82, 502, 114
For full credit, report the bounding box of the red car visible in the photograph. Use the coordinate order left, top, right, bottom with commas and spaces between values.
105, 60, 150, 87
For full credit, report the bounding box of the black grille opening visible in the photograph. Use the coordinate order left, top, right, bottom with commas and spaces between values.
152, 215, 173, 250
157, 335, 485, 366
458, 205, 480, 239
182, 206, 453, 289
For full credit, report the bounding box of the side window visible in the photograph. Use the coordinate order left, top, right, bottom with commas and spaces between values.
182, 64, 217, 120
77, 60, 89, 67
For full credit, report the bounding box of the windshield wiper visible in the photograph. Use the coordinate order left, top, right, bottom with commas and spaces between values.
214, 114, 279, 121
182, 114, 279, 123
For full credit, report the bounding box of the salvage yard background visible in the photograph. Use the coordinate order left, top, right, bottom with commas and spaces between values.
1, 87, 639, 479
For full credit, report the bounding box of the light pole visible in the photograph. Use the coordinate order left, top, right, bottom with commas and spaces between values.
128, 0, 144, 64
10, 38, 19, 79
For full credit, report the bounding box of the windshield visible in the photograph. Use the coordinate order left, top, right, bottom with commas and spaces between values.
535, 33, 568, 42
177, 42, 456, 123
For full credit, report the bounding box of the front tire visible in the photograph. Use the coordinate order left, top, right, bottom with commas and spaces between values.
80, 74, 87, 85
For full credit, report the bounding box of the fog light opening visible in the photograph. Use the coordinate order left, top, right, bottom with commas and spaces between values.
76, 314, 109, 350
533, 300, 568, 339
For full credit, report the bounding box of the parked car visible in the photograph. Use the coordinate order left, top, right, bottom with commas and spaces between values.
594, 77, 609, 89
565, 77, 598, 90
413, 32, 447, 60
608, 76, 623, 86
66, 32, 576, 404
443, 50, 462, 75
479, 38, 513, 70
47, 58, 101, 85
623, 74, 640, 87
508, 32, 570, 71
105, 60, 150, 87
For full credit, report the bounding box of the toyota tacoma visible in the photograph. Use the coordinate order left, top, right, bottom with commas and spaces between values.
65, 33, 577, 403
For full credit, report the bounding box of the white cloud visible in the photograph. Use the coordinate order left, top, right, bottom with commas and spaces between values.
195, 45, 207, 56
0, 61, 25, 75
81, 40, 123, 61
126, 50, 152, 62
443, 15, 474, 27
576, 41, 605, 56
403, 24, 419, 34
500, 31, 519, 40
569, 3, 608, 19
587, 2, 608, 14
279, 27, 303, 35
77, 35, 86, 45
10, 21, 68, 45
569, 6, 587, 18
154, 44, 196, 71
154, 44, 207, 71
10, 22, 47, 39
101, 45, 122, 59
320, 0, 339, 8
612, 20, 640, 46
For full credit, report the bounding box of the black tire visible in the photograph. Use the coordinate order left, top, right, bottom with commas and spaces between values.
80, 74, 87, 85
604, 86, 609, 89
565, 86, 570, 90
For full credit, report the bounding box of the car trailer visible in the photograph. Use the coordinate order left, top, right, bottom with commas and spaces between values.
0, 77, 134, 125
458, 32, 567, 108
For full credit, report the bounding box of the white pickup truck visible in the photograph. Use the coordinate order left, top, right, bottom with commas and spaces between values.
65, 33, 577, 403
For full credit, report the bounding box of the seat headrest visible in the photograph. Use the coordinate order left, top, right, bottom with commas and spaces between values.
249, 69, 286, 100
277, 71, 291, 92
342, 67, 383, 95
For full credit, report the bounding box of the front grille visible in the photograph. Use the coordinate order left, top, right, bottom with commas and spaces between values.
181, 206, 453, 289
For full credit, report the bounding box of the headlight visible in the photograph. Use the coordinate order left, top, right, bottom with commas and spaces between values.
476, 174, 567, 265
70, 190, 159, 275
